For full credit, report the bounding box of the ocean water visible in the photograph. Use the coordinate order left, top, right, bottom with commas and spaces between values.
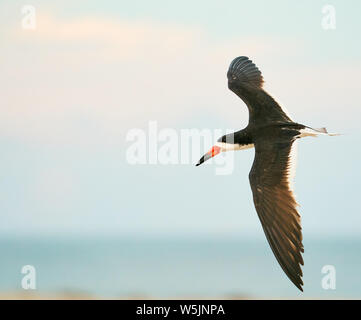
0, 235, 360, 299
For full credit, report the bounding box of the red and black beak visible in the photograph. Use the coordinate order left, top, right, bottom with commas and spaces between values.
196, 146, 221, 166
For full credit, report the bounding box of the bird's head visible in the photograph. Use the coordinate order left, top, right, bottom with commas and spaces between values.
195, 145, 222, 166
196, 134, 234, 166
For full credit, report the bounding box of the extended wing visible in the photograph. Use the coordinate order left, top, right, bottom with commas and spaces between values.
249, 134, 304, 291
227, 56, 292, 124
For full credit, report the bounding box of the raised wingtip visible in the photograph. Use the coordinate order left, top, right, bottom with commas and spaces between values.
229, 56, 249, 67
227, 56, 264, 88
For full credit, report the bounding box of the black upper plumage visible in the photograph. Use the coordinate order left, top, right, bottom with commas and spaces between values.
227, 56, 304, 291
228, 56, 292, 125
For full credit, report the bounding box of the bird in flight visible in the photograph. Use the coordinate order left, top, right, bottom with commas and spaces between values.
196, 56, 337, 291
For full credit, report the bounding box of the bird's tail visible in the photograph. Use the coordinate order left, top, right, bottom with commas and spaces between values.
312, 127, 340, 136
301, 126, 340, 137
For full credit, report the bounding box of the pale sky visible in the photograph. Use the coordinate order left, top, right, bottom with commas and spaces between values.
1, 0, 361, 237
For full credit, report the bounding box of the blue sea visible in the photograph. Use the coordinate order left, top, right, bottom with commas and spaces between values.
0, 235, 360, 299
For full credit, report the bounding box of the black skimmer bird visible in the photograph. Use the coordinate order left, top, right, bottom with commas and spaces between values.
196, 56, 337, 291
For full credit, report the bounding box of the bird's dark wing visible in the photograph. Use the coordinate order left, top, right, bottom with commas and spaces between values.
227, 56, 292, 124
249, 135, 304, 291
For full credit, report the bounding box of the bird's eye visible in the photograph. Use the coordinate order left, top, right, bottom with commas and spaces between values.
232, 75, 237, 80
